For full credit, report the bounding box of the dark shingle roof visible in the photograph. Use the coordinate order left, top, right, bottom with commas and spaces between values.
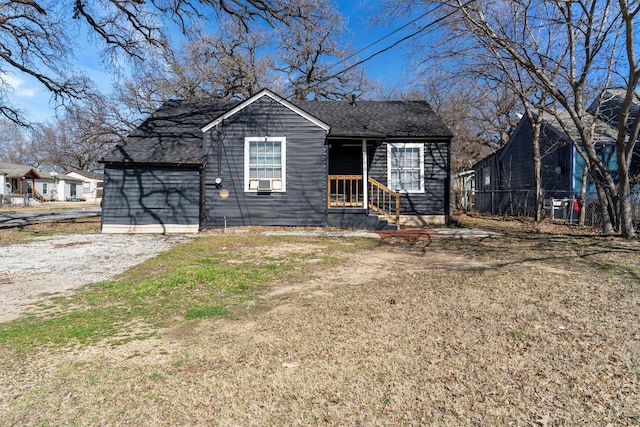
296, 100, 453, 138
102, 95, 452, 164
102, 100, 238, 164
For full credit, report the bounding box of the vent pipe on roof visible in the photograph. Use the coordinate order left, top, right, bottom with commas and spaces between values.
351, 93, 357, 106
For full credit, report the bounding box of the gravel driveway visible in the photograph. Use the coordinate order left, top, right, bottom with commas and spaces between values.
0, 233, 189, 323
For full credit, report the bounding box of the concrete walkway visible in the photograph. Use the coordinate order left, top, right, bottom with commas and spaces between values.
263, 228, 501, 239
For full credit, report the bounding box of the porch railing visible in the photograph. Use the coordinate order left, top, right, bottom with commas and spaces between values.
327, 174, 400, 224
368, 177, 400, 225
327, 175, 363, 207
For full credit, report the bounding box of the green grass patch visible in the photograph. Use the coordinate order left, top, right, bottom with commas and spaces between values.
185, 305, 231, 319
0, 234, 355, 353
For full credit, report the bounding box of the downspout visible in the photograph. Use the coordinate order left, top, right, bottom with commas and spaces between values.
217, 124, 222, 178
199, 160, 207, 231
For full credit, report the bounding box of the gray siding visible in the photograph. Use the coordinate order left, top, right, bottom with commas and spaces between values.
499, 118, 572, 194
102, 165, 201, 227
203, 96, 328, 227
368, 140, 450, 215
473, 152, 501, 213
473, 116, 574, 215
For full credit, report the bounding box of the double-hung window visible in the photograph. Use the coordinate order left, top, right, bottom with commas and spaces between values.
387, 142, 424, 193
244, 136, 286, 192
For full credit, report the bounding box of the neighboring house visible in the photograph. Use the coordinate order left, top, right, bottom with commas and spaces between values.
473, 107, 638, 216
0, 163, 84, 202
63, 169, 104, 202
100, 89, 453, 233
589, 89, 640, 132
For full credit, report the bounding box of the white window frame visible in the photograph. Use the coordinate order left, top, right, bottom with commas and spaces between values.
387, 142, 425, 193
244, 136, 287, 192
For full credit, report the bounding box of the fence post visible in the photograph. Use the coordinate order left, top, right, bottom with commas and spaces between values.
395, 191, 400, 225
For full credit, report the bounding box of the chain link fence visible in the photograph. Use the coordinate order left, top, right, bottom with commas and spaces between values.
461, 189, 640, 230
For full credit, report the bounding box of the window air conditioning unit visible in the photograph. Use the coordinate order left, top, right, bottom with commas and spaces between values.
258, 179, 272, 191
250, 178, 282, 191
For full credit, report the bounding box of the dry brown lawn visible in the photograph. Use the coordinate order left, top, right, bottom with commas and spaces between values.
1, 213, 639, 426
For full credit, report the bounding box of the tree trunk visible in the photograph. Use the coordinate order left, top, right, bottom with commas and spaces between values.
578, 166, 588, 226
594, 181, 615, 236
617, 151, 636, 238
526, 110, 545, 221
532, 124, 544, 221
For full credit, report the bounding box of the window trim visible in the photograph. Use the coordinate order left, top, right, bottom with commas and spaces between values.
387, 142, 425, 193
244, 136, 287, 192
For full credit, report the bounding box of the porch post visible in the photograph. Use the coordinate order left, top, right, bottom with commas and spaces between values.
362, 139, 368, 209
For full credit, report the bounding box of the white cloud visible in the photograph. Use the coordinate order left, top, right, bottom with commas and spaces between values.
2, 73, 37, 98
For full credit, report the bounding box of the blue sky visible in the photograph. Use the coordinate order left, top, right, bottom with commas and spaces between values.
6, 1, 425, 123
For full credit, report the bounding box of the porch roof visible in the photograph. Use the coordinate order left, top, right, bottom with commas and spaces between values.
0, 162, 44, 179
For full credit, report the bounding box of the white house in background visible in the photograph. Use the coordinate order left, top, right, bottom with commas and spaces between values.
0, 162, 84, 203
62, 169, 103, 202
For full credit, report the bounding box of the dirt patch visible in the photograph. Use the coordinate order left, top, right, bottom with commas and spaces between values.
1, 217, 639, 425
0, 233, 190, 322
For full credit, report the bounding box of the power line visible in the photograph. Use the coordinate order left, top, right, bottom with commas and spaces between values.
324, 4, 444, 73
304, 0, 476, 94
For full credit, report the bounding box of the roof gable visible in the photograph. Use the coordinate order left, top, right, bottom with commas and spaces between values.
201, 89, 330, 133
0, 162, 49, 179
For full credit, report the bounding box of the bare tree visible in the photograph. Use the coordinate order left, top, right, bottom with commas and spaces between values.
383, 0, 638, 237
277, 9, 376, 101
28, 103, 115, 173
0, 120, 31, 164
451, 0, 638, 236
114, 19, 276, 118
0, 0, 336, 125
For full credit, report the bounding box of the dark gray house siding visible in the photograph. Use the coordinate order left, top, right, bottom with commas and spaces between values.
498, 118, 572, 195
100, 89, 453, 233
472, 111, 619, 216
202, 96, 328, 227
102, 165, 201, 233
368, 140, 450, 215
473, 148, 502, 214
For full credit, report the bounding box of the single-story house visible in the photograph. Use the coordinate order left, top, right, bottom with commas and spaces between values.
473, 107, 638, 217
100, 89, 453, 233
0, 163, 84, 203
63, 169, 104, 202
